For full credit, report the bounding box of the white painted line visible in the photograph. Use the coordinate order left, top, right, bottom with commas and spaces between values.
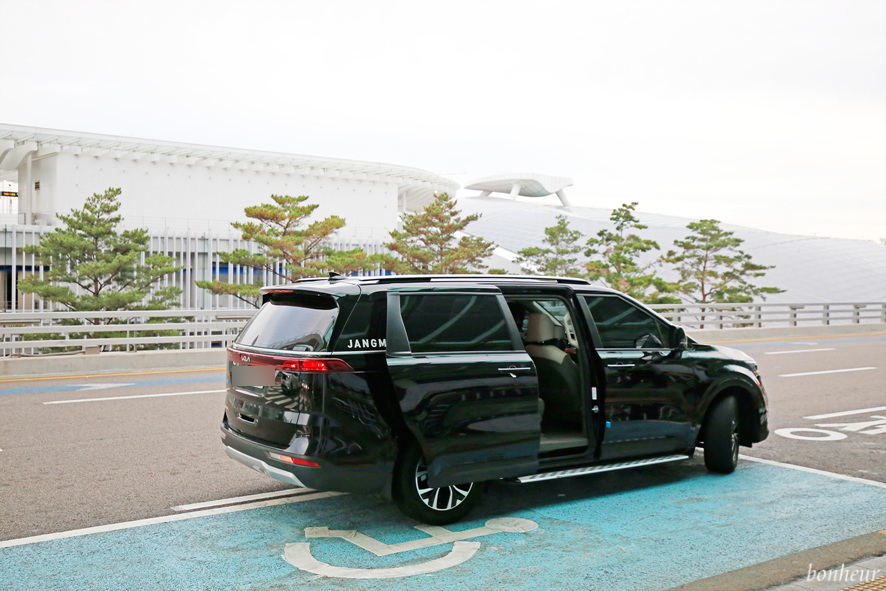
764, 348, 836, 355
805, 406, 886, 420
0, 491, 346, 549
77, 382, 137, 391
778, 367, 876, 378
740, 455, 886, 490
171, 488, 312, 512
43, 389, 226, 405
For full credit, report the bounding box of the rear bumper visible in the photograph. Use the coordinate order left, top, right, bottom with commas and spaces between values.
224, 445, 307, 488
220, 419, 394, 495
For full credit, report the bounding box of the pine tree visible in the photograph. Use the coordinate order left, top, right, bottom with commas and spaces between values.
196, 194, 377, 306
18, 188, 181, 317
515, 215, 585, 277
663, 219, 783, 304
384, 193, 495, 274
584, 202, 677, 303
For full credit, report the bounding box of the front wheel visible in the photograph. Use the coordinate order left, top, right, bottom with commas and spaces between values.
393, 445, 482, 524
703, 395, 740, 474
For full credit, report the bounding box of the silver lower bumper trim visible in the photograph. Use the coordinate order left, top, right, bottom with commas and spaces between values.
224, 446, 307, 488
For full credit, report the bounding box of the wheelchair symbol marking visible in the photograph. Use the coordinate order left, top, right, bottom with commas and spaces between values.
283, 517, 538, 579
776, 406, 886, 442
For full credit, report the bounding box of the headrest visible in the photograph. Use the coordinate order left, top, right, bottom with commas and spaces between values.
526, 313, 564, 343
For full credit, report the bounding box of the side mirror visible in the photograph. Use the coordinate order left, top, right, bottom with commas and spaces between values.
671, 326, 688, 351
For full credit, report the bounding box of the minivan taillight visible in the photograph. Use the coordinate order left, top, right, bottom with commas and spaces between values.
227, 348, 354, 373
300, 358, 353, 372
281, 358, 354, 373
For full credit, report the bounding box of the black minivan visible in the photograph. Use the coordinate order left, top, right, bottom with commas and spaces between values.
221, 275, 768, 524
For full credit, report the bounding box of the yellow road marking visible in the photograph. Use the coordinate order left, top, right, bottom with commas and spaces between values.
0, 366, 224, 384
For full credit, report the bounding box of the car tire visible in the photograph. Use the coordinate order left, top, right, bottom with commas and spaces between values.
703, 395, 740, 474
393, 444, 482, 525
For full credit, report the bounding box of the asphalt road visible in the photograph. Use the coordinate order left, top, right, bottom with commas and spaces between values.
721, 333, 886, 483
0, 332, 883, 545
0, 369, 281, 541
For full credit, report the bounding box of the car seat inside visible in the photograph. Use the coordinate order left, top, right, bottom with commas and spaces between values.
507, 299, 589, 455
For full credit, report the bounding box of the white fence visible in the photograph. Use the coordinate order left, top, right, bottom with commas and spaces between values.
1, 302, 884, 357
648, 302, 886, 330
0, 309, 255, 355
0, 223, 389, 313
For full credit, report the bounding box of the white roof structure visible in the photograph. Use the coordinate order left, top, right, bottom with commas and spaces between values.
0, 124, 458, 214
465, 173, 573, 206
458, 196, 886, 303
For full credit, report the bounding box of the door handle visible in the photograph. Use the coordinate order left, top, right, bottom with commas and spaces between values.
498, 366, 532, 378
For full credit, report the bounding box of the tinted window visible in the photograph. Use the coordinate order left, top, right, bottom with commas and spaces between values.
332, 294, 386, 352
399, 294, 513, 353
236, 292, 338, 352
583, 295, 668, 349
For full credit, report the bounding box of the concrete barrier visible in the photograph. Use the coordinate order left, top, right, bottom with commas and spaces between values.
2, 323, 884, 379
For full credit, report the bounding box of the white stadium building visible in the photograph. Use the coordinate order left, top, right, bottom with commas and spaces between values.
0, 124, 457, 311
1, 123, 885, 312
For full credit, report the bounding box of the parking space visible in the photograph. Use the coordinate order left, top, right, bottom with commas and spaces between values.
1, 333, 884, 590
1, 457, 885, 590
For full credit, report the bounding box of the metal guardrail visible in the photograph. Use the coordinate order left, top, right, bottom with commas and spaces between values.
0, 309, 256, 356
647, 302, 886, 330
1, 302, 884, 356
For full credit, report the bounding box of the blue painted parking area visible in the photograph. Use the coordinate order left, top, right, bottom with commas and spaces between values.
0, 375, 224, 397
2, 458, 884, 591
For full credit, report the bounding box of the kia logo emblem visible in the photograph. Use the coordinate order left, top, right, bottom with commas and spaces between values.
241, 355, 250, 363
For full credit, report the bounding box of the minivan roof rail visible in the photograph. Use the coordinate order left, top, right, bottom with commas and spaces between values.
294, 274, 591, 285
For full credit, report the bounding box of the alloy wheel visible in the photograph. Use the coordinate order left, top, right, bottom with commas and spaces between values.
414, 459, 473, 512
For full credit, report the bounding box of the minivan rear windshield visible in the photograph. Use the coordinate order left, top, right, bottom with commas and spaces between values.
236, 292, 338, 352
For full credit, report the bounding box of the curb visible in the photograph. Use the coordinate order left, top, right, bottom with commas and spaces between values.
667, 530, 886, 591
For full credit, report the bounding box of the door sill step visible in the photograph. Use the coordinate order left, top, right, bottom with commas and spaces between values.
540, 434, 589, 453
516, 454, 691, 483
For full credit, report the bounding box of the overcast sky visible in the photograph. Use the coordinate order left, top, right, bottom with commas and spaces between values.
2, 0, 884, 241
